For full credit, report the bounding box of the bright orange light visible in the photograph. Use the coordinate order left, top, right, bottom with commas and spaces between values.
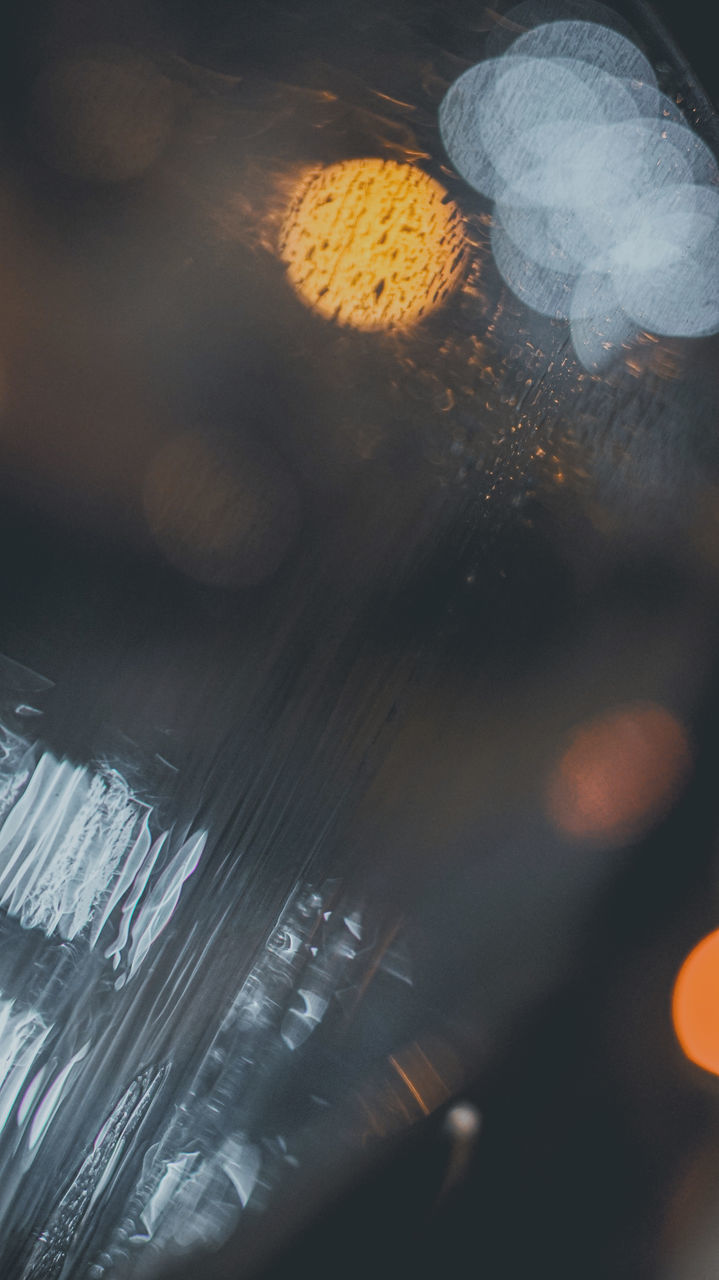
278, 158, 465, 331
546, 702, 691, 845
673, 931, 719, 1076
143, 432, 300, 588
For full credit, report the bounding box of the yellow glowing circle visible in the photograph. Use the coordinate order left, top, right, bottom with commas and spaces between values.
278, 158, 466, 331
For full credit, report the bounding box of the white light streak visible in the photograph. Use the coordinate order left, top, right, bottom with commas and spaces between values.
216, 1137, 261, 1209
16, 1067, 48, 1129
280, 987, 330, 1050
139, 1152, 200, 1239
0, 753, 149, 940
122, 831, 207, 983
27, 1040, 90, 1152
0, 745, 207, 978
103, 831, 167, 970
0, 999, 50, 1135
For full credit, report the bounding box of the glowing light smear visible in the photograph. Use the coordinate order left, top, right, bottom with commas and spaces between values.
439, 19, 719, 367
27, 1041, 91, 1153
134, 1139, 261, 1256
120, 830, 207, 986
22, 1065, 167, 1280
91, 885, 378, 1273
0, 752, 151, 941
545, 702, 691, 845
278, 158, 466, 331
0, 745, 207, 981
673, 930, 719, 1077
0, 697, 211, 1272
0, 999, 50, 1135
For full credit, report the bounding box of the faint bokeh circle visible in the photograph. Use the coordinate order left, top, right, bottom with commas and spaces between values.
143, 432, 300, 589
32, 46, 174, 184
546, 702, 692, 845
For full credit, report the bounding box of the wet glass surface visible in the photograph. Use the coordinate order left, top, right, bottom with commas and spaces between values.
0, 1, 716, 1277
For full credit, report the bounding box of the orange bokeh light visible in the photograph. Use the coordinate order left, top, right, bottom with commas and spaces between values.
673, 930, 719, 1077
278, 158, 465, 331
546, 702, 691, 846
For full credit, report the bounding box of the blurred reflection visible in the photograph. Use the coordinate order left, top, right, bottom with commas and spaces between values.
143, 432, 300, 588
673, 929, 719, 1078
657, 1128, 719, 1279
278, 159, 466, 331
352, 1037, 461, 1143
31, 46, 174, 184
545, 702, 692, 845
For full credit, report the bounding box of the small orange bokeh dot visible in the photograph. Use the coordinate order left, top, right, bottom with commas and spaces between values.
673, 931, 719, 1077
546, 702, 692, 846
278, 158, 466, 332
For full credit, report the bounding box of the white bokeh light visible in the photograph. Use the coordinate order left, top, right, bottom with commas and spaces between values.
505, 19, 657, 85
439, 18, 719, 368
